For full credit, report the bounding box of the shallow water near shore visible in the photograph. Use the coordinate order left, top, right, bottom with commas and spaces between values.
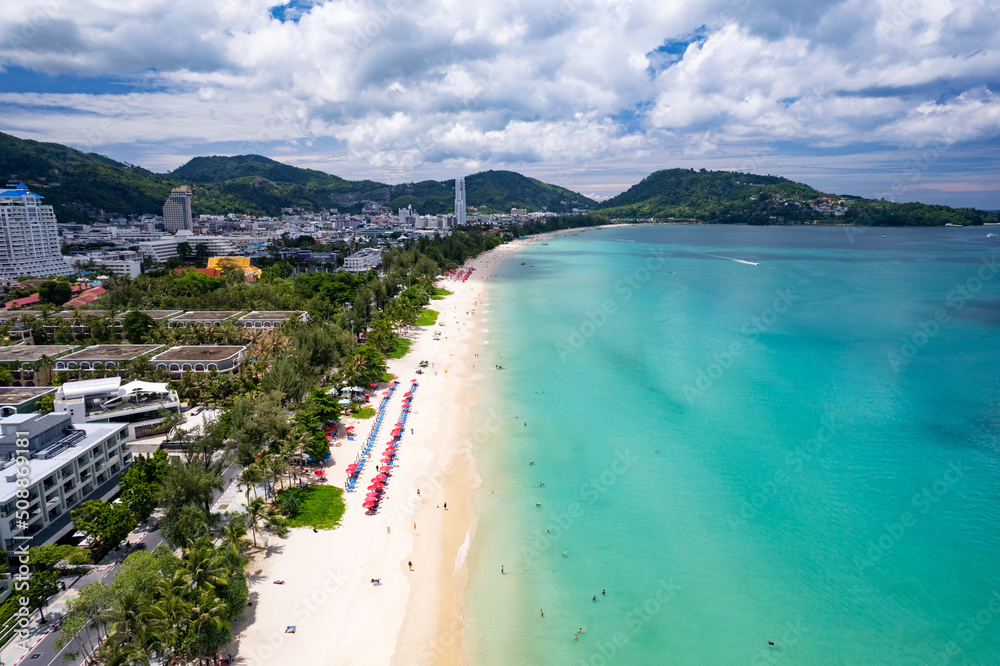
464, 225, 1000, 665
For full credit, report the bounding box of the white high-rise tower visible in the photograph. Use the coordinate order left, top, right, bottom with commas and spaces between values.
455, 177, 467, 226
0, 183, 74, 281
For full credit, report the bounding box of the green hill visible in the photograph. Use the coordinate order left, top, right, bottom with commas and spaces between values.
387, 170, 596, 214
596, 168, 996, 226
0, 132, 174, 220
1, 132, 993, 226
0, 133, 596, 218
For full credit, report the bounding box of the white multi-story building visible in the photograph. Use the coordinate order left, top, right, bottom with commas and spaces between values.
54, 377, 180, 441
138, 231, 236, 263
455, 177, 467, 226
398, 205, 418, 227
64, 250, 144, 277
343, 249, 382, 273
0, 183, 75, 282
0, 412, 130, 551
163, 186, 192, 233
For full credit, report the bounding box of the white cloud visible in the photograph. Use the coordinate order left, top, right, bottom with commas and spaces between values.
0, 0, 997, 205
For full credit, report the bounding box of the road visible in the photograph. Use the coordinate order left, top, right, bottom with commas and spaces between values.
17, 463, 239, 666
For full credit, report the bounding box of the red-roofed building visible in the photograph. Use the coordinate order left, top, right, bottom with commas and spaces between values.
63, 287, 106, 308
5, 293, 41, 309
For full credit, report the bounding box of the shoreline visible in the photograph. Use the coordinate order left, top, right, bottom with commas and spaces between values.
233, 233, 551, 666
394, 232, 565, 665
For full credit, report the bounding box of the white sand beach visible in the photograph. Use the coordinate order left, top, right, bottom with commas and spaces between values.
234, 237, 543, 665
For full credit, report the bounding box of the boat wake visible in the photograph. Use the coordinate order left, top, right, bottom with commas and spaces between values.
706, 254, 760, 266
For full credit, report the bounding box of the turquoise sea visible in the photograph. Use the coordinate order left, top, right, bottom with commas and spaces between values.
464, 225, 1000, 665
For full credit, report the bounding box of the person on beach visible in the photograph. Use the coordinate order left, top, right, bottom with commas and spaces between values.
602, 589, 606, 595
501, 565, 504, 574
540, 609, 544, 617
593, 595, 597, 601
408, 561, 413, 571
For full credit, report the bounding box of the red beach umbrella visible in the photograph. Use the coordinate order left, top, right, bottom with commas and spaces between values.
411, 379, 417, 383
404, 392, 412, 397
376, 473, 387, 480
380, 457, 392, 464
314, 469, 324, 476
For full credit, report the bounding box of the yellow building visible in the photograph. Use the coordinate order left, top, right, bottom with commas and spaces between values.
207, 256, 262, 280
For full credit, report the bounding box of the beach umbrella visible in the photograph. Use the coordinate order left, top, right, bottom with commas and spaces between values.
314, 470, 324, 476
411, 379, 417, 383
380, 456, 392, 463
404, 392, 412, 397
376, 473, 387, 480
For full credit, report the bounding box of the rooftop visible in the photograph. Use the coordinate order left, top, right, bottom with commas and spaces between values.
0, 420, 126, 503
0, 386, 56, 405
57, 344, 164, 362
53, 310, 110, 320
238, 311, 301, 321
0, 345, 76, 363
170, 311, 243, 322
53, 310, 183, 321
151, 345, 246, 362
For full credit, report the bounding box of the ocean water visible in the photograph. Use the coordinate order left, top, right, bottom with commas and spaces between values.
464, 225, 1000, 665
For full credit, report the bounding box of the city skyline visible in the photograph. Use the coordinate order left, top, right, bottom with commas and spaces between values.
0, 2, 998, 209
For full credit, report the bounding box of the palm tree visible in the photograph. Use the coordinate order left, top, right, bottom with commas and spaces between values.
154, 576, 193, 656
266, 454, 288, 495
221, 514, 250, 554
246, 497, 266, 548
238, 464, 264, 504
98, 590, 167, 660
179, 539, 229, 593
189, 589, 229, 665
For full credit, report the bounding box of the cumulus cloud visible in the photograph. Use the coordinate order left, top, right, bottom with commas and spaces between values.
0, 0, 997, 205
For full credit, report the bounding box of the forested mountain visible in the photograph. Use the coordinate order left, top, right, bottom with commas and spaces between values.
0, 133, 594, 219
595, 168, 997, 226
1, 132, 994, 225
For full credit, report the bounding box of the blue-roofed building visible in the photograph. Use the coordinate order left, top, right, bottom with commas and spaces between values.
0, 183, 73, 282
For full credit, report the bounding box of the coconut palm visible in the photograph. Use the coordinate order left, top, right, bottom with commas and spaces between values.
238, 464, 264, 504
221, 513, 250, 554
246, 497, 266, 548
178, 538, 229, 593
189, 588, 230, 664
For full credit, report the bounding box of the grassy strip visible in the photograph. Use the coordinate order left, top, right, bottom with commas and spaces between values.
416, 309, 439, 326
385, 337, 413, 359
431, 288, 452, 300
284, 486, 346, 530
350, 405, 376, 419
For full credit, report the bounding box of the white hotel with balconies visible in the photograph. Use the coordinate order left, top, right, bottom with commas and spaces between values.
0, 183, 74, 282
0, 413, 130, 552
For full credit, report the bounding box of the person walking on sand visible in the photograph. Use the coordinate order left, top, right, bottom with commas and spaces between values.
408, 561, 413, 571
501, 565, 504, 574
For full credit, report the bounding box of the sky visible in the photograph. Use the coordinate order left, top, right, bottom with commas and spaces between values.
1, 0, 998, 208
